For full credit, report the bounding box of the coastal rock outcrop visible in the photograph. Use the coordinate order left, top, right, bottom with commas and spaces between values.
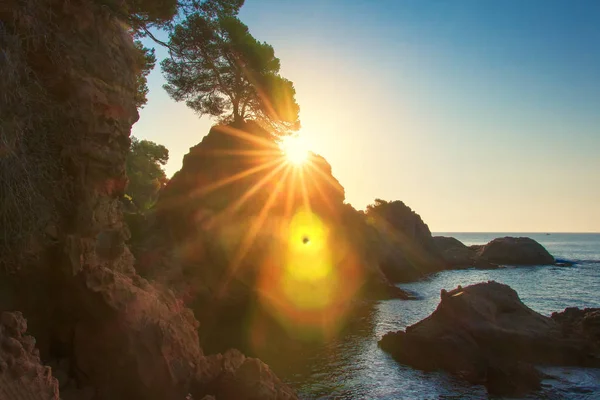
134, 122, 412, 359
433, 236, 555, 269
147, 123, 408, 299
195, 349, 297, 400
0, 312, 59, 400
430, 236, 499, 269
431, 236, 474, 266
475, 237, 555, 265
552, 307, 600, 344
378, 281, 599, 396
366, 200, 444, 282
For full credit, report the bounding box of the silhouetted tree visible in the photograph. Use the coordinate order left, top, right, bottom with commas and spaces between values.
161, 3, 300, 133
133, 41, 157, 108
126, 137, 169, 210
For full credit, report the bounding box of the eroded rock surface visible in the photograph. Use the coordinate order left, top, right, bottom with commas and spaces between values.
552, 307, 600, 344
379, 281, 599, 396
0, 312, 59, 400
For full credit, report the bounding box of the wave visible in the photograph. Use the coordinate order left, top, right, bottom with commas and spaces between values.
555, 258, 600, 265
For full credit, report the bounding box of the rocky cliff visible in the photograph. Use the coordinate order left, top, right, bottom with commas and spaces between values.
366, 200, 445, 282
135, 122, 409, 357
0, 1, 295, 399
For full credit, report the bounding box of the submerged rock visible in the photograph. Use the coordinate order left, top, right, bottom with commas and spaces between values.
476, 237, 555, 265
378, 281, 599, 396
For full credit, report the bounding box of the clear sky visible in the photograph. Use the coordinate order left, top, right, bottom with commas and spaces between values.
132, 0, 600, 232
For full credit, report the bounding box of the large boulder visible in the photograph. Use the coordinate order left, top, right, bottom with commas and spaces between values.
366, 200, 444, 282
378, 281, 599, 396
432, 236, 473, 266
433, 236, 499, 269
475, 237, 555, 265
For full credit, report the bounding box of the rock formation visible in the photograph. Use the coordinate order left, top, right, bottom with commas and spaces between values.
475, 237, 555, 265
434, 236, 555, 269
0, 1, 295, 399
0, 312, 59, 400
432, 236, 498, 269
136, 122, 411, 356
379, 281, 599, 396
365, 200, 445, 282
432, 236, 477, 267
552, 307, 600, 344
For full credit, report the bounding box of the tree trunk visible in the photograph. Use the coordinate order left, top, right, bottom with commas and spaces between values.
232, 98, 241, 123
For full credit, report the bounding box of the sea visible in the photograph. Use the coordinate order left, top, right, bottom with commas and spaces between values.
277, 233, 600, 400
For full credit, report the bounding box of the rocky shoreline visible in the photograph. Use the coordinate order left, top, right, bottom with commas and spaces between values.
379, 281, 600, 397
0, 0, 582, 399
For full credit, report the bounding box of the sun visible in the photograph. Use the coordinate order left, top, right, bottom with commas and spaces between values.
280, 135, 310, 166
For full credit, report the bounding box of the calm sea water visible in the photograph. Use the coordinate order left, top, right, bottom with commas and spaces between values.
278, 233, 600, 400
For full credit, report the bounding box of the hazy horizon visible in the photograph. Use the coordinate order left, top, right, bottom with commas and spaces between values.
133, 0, 600, 233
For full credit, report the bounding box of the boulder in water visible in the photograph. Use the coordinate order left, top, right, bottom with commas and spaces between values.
432, 236, 499, 269
475, 237, 555, 265
378, 281, 599, 396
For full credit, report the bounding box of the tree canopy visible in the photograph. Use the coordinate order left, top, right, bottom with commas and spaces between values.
126, 137, 169, 210
161, 3, 300, 133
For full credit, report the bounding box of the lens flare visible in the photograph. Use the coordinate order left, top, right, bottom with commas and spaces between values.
255, 208, 363, 344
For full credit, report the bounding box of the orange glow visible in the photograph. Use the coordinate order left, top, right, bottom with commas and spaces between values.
253, 208, 363, 344
280, 135, 310, 166
163, 123, 364, 347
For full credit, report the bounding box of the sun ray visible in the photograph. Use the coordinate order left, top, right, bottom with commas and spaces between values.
204, 148, 284, 157
284, 167, 299, 220
218, 125, 280, 150
195, 157, 283, 196
298, 166, 313, 214
305, 159, 345, 195
307, 172, 336, 214
216, 166, 292, 298
205, 160, 288, 228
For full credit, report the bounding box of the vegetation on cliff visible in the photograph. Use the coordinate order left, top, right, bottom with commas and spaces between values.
125, 136, 169, 210
161, 1, 300, 133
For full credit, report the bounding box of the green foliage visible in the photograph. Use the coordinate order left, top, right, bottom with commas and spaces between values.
366, 198, 390, 215
133, 40, 157, 108
161, 5, 300, 133
126, 137, 169, 210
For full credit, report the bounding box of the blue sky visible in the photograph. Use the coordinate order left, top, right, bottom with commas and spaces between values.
133, 0, 600, 232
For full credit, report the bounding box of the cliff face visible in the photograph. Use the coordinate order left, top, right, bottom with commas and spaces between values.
0, 1, 295, 399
